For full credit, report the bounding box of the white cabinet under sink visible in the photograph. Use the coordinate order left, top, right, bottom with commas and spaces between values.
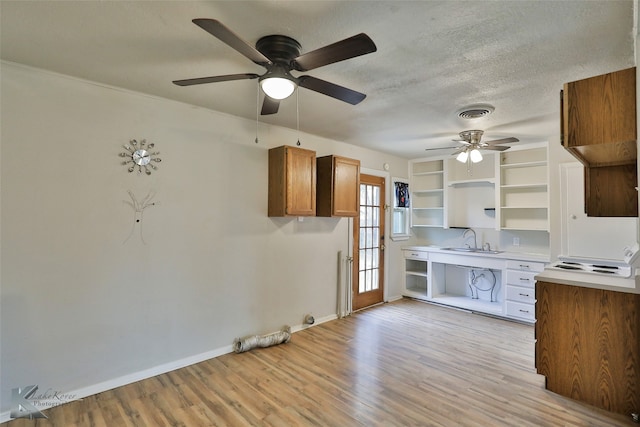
403, 246, 547, 323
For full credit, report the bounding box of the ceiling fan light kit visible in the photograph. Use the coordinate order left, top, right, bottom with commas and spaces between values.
469, 148, 483, 163
456, 150, 468, 163
260, 75, 296, 100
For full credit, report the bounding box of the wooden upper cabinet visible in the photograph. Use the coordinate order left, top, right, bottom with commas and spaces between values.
584, 164, 638, 217
268, 145, 316, 217
561, 67, 638, 217
316, 155, 360, 217
562, 67, 637, 167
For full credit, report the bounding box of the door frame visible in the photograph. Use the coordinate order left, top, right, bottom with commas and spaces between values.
352, 167, 390, 308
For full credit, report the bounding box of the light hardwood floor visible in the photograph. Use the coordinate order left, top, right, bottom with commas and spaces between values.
3, 299, 634, 426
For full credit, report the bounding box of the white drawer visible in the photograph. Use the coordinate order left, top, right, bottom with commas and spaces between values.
506, 301, 536, 321
403, 249, 429, 261
505, 260, 545, 272
506, 270, 537, 288
506, 285, 536, 304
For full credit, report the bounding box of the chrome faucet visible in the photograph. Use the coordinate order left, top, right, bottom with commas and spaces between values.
462, 228, 477, 250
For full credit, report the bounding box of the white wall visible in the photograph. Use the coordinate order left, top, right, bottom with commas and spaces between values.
0, 61, 409, 415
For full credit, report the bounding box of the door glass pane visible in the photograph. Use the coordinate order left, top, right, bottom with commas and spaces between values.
373, 186, 380, 205
357, 182, 383, 296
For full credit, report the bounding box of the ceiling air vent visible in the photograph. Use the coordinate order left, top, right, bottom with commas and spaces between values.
457, 104, 495, 120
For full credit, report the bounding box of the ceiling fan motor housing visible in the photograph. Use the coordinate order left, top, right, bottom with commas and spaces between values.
459, 130, 484, 144
256, 35, 302, 65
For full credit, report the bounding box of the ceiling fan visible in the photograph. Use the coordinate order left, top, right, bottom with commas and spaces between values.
173, 19, 377, 115
425, 130, 519, 163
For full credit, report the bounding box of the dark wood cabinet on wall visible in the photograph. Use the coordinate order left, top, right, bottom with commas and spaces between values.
561, 67, 638, 217
535, 281, 640, 417
316, 155, 360, 217
268, 145, 316, 217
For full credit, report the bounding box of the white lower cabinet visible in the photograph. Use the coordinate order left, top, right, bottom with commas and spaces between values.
403, 248, 429, 299
402, 247, 546, 323
504, 260, 544, 323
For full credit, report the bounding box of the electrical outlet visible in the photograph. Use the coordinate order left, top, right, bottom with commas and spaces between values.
513, 237, 520, 246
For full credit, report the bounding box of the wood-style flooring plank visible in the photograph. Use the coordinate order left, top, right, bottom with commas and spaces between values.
2, 299, 634, 426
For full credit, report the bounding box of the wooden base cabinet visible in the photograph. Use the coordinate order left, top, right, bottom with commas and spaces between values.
535, 281, 640, 417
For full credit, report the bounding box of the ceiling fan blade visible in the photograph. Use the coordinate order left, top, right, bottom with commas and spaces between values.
298, 76, 366, 105
481, 145, 511, 151
292, 33, 377, 72
261, 96, 280, 115
424, 146, 458, 151
452, 138, 471, 145
173, 73, 259, 86
192, 19, 272, 66
484, 137, 519, 146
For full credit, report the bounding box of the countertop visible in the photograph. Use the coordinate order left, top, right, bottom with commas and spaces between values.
402, 245, 550, 263
535, 269, 640, 295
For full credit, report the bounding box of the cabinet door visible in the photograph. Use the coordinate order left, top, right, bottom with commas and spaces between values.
562, 67, 636, 167
286, 147, 317, 216
585, 164, 638, 217
268, 145, 316, 217
316, 155, 360, 217
333, 156, 360, 216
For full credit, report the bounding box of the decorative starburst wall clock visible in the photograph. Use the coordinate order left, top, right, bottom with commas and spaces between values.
119, 139, 161, 175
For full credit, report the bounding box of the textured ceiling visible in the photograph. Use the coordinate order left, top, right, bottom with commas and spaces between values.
1, 1, 636, 159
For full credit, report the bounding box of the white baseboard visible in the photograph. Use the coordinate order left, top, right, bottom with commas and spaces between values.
0, 315, 338, 423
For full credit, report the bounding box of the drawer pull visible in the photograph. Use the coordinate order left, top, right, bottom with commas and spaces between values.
411, 253, 419, 257
519, 278, 530, 281
519, 264, 530, 269
518, 293, 530, 297
519, 309, 530, 313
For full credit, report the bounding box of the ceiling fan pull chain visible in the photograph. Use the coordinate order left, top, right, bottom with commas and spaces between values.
296, 90, 301, 146
255, 80, 260, 144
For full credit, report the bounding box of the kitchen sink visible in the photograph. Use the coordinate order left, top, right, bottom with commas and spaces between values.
440, 247, 503, 254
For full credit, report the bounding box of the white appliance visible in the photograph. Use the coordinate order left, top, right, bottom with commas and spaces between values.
539, 244, 640, 292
